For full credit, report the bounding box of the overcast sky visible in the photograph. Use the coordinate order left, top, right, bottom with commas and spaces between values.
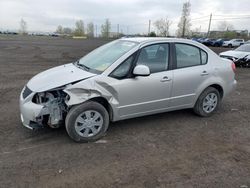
0, 0, 250, 35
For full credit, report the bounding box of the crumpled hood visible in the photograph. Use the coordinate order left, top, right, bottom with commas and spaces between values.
220, 50, 250, 59
27, 63, 96, 92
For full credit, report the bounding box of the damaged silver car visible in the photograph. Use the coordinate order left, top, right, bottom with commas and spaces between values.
20, 38, 237, 142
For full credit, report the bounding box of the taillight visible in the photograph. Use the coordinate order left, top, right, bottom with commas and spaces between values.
231, 62, 236, 73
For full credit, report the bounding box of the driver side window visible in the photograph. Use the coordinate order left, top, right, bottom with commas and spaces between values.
136, 43, 169, 73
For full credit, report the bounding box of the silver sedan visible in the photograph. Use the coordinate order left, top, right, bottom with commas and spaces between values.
20, 38, 237, 142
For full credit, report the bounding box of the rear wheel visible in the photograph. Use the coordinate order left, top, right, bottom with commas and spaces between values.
65, 101, 109, 142
193, 87, 221, 117
228, 44, 232, 48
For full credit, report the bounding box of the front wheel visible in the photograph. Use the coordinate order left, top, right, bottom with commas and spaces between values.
65, 101, 109, 142
193, 87, 221, 117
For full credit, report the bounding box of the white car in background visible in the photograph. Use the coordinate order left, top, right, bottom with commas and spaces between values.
244, 40, 250, 44
220, 44, 250, 67
222, 39, 244, 48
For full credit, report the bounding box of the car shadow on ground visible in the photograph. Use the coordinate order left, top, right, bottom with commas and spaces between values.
20, 108, 197, 143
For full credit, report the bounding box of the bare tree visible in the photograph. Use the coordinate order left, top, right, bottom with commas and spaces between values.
101, 19, 111, 38
87, 22, 94, 38
176, 1, 191, 37
217, 21, 234, 31
19, 19, 27, 35
154, 18, 172, 37
63, 27, 72, 35
74, 20, 85, 36
56, 25, 63, 34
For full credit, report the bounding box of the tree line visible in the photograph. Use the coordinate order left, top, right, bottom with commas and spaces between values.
19, 1, 241, 38
56, 19, 111, 38
47, 2, 192, 38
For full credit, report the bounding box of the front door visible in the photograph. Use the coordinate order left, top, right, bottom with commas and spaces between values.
107, 43, 173, 119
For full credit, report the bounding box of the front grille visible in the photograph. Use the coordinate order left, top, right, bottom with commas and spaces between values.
22, 86, 32, 99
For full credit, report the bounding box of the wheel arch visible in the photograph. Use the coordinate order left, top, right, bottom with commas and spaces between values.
209, 84, 224, 99
88, 97, 114, 121
194, 82, 224, 107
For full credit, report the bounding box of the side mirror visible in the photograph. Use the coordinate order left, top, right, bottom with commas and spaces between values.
133, 65, 150, 76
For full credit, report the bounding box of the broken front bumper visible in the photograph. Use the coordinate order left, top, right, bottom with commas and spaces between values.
19, 87, 44, 130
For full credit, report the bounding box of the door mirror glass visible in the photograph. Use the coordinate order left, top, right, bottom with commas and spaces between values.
133, 65, 150, 76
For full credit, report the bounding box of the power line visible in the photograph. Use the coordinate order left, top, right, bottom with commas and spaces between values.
214, 14, 250, 17
190, 15, 210, 21
212, 16, 250, 21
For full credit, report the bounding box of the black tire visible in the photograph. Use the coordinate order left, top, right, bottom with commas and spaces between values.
228, 44, 232, 48
65, 101, 109, 143
193, 87, 221, 117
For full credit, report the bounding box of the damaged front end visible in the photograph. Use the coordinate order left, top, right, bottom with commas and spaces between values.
20, 86, 69, 129
20, 76, 119, 130
32, 89, 68, 128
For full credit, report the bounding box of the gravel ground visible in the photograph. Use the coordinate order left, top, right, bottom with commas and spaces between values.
0, 35, 250, 188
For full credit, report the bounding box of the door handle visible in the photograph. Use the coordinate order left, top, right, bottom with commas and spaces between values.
161, 76, 171, 82
201, 71, 209, 76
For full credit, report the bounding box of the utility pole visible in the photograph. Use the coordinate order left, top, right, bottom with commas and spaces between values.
148, 20, 151, 35
127, 26, 129, 35
182, 18, 186, 38
95, 24, 97, 38
207, 13, 212, 37
117, 24, 119, 38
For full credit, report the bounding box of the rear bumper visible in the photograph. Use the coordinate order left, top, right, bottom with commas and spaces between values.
224, 80, 237, 98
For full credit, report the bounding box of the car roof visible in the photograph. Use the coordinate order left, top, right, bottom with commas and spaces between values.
119, 37, 198, 45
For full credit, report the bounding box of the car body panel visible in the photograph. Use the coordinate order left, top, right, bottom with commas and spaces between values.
27, 63, 96, 92
171, 63, 212, 107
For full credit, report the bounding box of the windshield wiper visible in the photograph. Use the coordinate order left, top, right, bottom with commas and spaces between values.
75, 60, 90, 71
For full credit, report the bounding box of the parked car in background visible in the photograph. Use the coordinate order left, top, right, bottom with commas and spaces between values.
197, 38, 206, 43
220, 44, 250, 67
20, 38, 237, 142
211, 39, 228, 47
244, 40, 250, 44
202, 38, 216, 46
222, 39, 244, 48
191, 38, 199, 42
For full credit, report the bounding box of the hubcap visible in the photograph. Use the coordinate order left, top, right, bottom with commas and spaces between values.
202, 93, 218, 113
75, 110, 103, 137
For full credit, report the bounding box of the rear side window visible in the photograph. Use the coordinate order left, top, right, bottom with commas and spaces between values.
201, 50, 207, 65
175, 43, 207, 68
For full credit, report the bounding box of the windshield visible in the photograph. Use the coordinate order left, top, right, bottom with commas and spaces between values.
235, 45, 250, 52
77, 40, 138, 73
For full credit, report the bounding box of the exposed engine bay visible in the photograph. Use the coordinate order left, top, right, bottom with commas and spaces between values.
33, 89, 68, 128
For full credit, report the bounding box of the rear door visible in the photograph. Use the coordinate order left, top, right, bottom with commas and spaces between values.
170, 43, 211, 108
